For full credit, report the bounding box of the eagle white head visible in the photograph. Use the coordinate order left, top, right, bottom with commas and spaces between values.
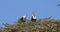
32, 13, 36, 19
22, 14, 26, 21
23, 15, 26, 18
23, 14, 26, 18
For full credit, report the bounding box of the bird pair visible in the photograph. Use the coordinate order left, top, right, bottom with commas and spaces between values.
18, 13, 37, 23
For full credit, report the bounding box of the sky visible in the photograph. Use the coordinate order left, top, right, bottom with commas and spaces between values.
0, 0, 60, 27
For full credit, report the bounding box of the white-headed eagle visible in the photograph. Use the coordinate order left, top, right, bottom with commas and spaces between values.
31, 13, 36, 22
18, 15, 26, 24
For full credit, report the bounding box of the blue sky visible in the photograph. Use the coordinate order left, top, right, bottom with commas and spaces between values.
0, 0, 60, 26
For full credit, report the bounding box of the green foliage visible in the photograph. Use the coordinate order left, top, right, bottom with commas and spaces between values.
0, 18, 60, 32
